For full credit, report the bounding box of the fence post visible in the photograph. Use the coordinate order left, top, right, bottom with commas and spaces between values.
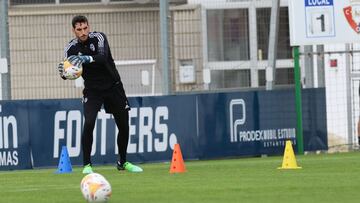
294, 46, 304, 154
0, 0, 10, 100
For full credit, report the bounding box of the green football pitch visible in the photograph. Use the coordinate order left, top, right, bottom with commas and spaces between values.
0, 152, 359, 203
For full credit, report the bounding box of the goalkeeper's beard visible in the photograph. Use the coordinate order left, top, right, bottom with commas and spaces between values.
79, 35, 88, 42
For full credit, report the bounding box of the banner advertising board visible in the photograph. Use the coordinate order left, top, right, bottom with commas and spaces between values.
197, 88, 327, 159
0, 89, 327, 170
0, 101, 32, 170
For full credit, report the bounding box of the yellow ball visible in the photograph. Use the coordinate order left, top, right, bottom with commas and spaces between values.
62, 60, 82, 80
63, 60, 72, 69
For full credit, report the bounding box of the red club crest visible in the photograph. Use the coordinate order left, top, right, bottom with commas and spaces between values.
344, 1, 360, 33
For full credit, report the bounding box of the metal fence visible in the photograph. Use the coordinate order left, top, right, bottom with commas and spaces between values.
7, 4, 157, 99
2, 0, 298, 100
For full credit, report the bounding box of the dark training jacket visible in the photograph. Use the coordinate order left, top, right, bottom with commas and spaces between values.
64, 31, 123, 91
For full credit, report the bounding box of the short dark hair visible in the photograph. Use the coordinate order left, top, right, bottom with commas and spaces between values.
71, 15, 88, 28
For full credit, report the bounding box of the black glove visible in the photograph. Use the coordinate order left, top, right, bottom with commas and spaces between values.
57, 62, 67, 80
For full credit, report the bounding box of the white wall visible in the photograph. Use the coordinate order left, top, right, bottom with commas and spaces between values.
323, 44, 352, 148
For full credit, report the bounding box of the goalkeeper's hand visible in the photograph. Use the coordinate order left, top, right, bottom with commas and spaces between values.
57, 62, 67, 80
68, 55, 94, 66
78, 55, 94, 63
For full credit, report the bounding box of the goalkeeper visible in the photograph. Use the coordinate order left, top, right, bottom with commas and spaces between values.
57, 15, 142, 174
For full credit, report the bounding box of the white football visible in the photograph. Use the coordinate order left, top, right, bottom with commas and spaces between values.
63, 59, 82, 80
80, 173, 112, 203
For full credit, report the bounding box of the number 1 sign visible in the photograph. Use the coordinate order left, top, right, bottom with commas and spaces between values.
306, 5, 335, 37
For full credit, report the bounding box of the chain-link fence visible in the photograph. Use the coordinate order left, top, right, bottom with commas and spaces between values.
5, 0, 206, 99
2, 0, 359, 150
3, 0, 298, 100
299, 45, 360, 152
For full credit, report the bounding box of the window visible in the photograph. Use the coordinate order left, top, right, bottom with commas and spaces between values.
207, 9, 250, 61
210, 69, 251, 89
257, 7, 292, 60
60, 0, 100, 2
10, 0, 55, 5
258, 68, 294, 86
10, 0, 101, 5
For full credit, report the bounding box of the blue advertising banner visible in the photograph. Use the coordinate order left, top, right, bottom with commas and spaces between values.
197, 88, 327, 159
0, 101, 32, 170
301, 88, 328, 151
126, 95, 199, 163
28, 99, 84, 167
28, 95, 198, 167
0, 88, 328, 170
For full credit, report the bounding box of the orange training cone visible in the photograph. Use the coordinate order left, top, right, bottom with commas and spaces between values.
278, 140, 302, 169
169, 143, 186, 173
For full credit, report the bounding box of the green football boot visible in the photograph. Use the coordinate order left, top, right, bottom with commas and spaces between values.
117, 161, 143, 173
82, 164, 93, 174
